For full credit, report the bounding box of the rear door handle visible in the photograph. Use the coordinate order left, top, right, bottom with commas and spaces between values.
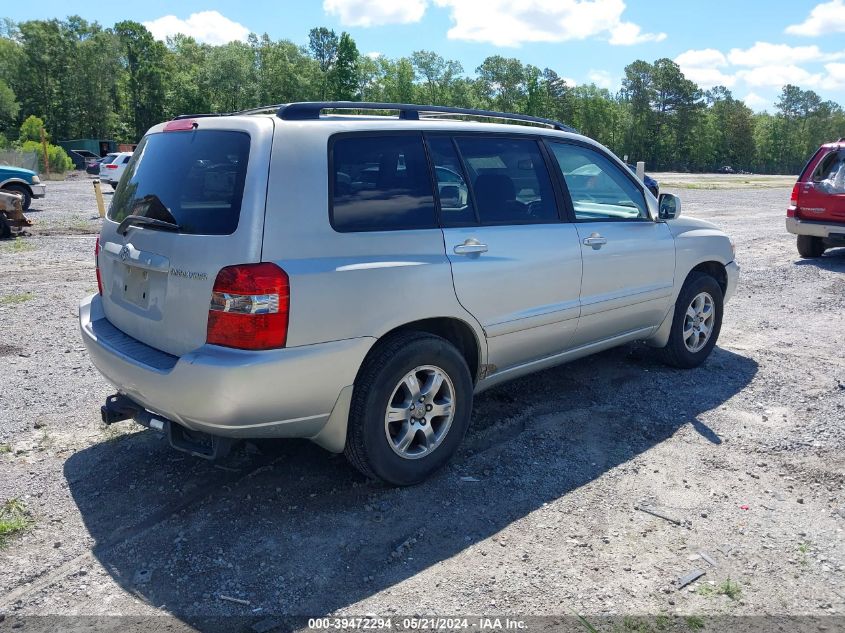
453, 239, 488, 255
582, 233, 607, 249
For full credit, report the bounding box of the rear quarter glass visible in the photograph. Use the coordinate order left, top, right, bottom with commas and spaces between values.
108, 130, 250, 235
799, 147, 828, 181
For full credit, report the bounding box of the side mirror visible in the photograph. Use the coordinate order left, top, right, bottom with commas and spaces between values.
658, 193, 682, 220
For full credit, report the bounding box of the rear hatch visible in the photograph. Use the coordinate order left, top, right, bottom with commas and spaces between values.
97, 116, 274, 357
797, 146, 845, 224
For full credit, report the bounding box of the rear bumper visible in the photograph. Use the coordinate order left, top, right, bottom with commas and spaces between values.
785, 216, 845, 240
79, 293, 374, 451
30, 184, 46, 198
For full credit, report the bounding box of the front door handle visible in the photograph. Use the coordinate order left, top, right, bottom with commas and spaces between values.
453, 239, 488, 256
582, 232, 607, 249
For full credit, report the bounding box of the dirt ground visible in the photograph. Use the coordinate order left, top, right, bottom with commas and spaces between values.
0, 175, 844, 632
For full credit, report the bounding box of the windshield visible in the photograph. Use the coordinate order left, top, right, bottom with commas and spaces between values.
108, 130, 250, 235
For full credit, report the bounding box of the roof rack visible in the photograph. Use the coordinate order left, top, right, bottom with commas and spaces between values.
275, 102, 575, 132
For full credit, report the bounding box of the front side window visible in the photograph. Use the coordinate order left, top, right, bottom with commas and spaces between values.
331, 134, 436, 232
454, 137, 558, 225
549, 142, 648, 221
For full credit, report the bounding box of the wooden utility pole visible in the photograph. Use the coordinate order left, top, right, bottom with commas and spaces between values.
40, 127, 50, 179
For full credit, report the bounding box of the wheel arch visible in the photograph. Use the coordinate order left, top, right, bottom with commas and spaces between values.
371, 317, 483, 384
0, 178, 33, 196
688, 260, 728, 296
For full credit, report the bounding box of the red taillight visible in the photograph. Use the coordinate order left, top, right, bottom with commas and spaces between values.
105, 164, 118, 169
206, 263, 289, 350
95, 237, 103, 296
788, 183, 800, 218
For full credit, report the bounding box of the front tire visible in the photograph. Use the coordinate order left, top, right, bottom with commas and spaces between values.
2, 184, 31, 211
797, 235, 825, 258
344, 332, 473, 486
658, 272, 723, 369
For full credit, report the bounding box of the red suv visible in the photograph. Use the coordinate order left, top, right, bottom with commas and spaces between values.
787, 139, 845, 257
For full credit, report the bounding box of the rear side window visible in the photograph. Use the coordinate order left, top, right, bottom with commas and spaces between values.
454, 137, 558, 224
102, 154, 117, 165
109, 130, 250, 235
812, 151, 844, 182
331, 134, 436, 232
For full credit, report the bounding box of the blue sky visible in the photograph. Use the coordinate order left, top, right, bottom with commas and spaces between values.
6, 1, 845, 112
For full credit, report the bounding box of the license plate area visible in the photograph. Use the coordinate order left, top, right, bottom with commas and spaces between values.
121, 264, 151, 308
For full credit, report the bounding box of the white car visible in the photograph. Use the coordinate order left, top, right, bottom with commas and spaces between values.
99, 152, 133, 189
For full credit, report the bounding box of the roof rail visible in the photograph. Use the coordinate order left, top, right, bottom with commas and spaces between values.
275, 102, 575, 132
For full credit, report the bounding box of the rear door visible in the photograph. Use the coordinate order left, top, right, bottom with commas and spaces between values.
97, 116, 274, 357
431, 134, 582, 371
546, 140, 675, 347
798, 149, 845, 224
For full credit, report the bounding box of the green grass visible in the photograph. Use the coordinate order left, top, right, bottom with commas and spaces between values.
684, 616, 705, 631
717, 578, 742, 601
0, 238, 34, 253
700, 578, 742, 601
798, 541, 810, 555
0, 292, 34, 305
0, 443, 11, 453
0, 498, 33, 547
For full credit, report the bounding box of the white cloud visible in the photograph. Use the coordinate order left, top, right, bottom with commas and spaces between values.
587, 69, 615, 89
728, 41, 843, 66
822, 62, 845, 88
786, 0, 845, 36
608, 21, 666, 45
674, 49, 735, 88
324, 0, 428, 26
736, 64, 823, 88
431, 0, 666, 47
143, 11, 250, 45
365, 51, 383, 59
683, 68, 737, 89
742, 92, 771, 112
675, 48, 728, 69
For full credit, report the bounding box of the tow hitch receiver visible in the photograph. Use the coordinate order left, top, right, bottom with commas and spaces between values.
100, 393, 234, 460
101, 393, 140, 425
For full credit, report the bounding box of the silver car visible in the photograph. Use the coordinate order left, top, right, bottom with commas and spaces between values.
80, 102, 739, 485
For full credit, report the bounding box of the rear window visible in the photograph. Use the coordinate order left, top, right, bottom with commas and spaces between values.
330, 134, 436, 232
108, 130, 250, 235
101, 154, 117, 165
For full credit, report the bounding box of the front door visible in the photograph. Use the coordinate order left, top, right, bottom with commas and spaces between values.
427, 134, 583, 372
546, 140, 675, 347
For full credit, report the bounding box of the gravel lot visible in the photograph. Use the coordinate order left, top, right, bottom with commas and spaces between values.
1, 175, 844, 631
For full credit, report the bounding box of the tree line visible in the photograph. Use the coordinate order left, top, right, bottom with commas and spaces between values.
1, 16, 843, 174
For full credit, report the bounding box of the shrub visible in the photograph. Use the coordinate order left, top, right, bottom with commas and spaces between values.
19, 140, 73, 174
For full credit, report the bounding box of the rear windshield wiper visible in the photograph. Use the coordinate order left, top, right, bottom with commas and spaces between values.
117, 215, 182, 236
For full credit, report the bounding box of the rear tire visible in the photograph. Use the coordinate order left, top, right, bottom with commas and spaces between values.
344, 331, 473, 486
658, 272, 723, 369
797, 235, 825, 258
2, 184, 31, 211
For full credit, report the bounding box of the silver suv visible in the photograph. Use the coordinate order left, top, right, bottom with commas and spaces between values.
80, 102, 739, 485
